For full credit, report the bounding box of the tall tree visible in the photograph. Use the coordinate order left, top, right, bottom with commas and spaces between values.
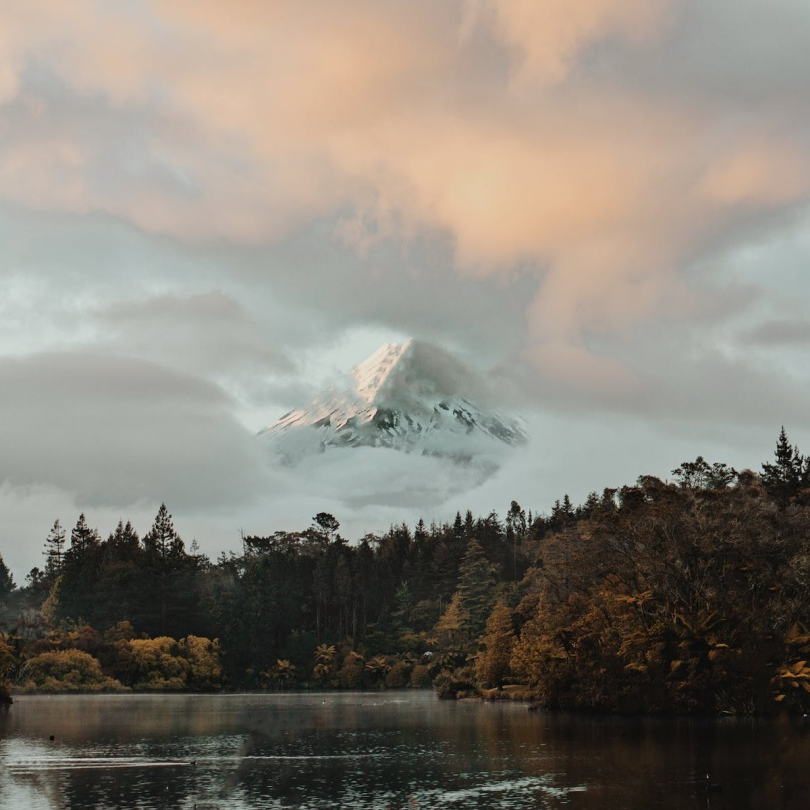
56, 514, 102, 626
143, 504, 185, 562
455, 539, 497, 643
141, 504, 194, 636
0, 555, 14, 603
506, 501, 527, 581
67, 513, 100, 560
43, 519, 66, 579
475, 604, 516, 689
762, 427, 805, 505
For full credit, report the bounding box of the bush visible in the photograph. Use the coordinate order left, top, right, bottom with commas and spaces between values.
20, 650, 124, 693
409, 664, 432, 688
384, 660, 411, 689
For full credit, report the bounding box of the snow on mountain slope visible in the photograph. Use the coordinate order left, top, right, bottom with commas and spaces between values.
258, 339, 528, 466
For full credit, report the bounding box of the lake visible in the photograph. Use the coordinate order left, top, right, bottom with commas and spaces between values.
1, 692, 809, 809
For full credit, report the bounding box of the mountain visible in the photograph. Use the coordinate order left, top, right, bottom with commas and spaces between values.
258, 340, 528, 466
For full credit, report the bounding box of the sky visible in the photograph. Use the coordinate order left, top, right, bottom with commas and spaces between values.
3, 0, 810, 579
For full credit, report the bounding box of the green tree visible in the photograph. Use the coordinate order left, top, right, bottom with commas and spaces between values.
455, 539, 497, 643
82, 520, 145, 631
313, 512, 340, 541
67, 513, 100, 559
762, 427, 805, 505
0, 555, 14, 603
143, 504, 185, 562
56, 514, 102, 626
43, 519, 66, 579
140, 505, 197, 637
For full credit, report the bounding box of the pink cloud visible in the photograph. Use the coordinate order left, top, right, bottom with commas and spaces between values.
2, 0, 810, 388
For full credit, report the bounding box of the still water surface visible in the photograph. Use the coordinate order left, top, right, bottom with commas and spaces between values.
1, 692, 809, 809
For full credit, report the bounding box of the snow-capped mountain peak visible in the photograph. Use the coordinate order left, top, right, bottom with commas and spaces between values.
352, 340, 413, 405
259, 339, 528, 464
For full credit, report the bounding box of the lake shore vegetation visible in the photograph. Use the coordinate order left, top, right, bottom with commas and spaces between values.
2, 428, 810, 715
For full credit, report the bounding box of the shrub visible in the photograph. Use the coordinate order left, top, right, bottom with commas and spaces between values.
20, 650, 124, 693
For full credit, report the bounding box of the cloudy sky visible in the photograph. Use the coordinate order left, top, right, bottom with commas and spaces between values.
3, 0, 810, 578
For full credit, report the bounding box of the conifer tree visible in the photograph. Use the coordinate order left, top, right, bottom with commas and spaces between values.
455, 539, 497, 642
143, 504, 185, 561
66, 513, 100, 561
141, 504, 192, 637
108, 520, 140, 558
43, 519, 66, 578
56, 514, 102, 626
762, 427, 805, 505
506, 501, 526, 581
0, 554, 14, 603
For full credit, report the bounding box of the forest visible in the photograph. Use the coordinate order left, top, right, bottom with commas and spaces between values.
2, 427, 810, 716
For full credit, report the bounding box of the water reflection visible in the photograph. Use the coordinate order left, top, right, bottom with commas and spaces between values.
1, 693, 810, 808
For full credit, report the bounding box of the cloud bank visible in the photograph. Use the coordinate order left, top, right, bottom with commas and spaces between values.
3, 1, 810, 574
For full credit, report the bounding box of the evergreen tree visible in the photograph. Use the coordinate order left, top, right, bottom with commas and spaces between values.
0, 555, 14, 603
762, 427, 805, 505
463, 510, 475, 539
43, 519, 66, 578
55, 514, 102, 626
455, 539, 497, 643
141, 504, 193, 636
506, 501, 527, 581
108, 520, 140, 559
96, 520, 143, 630
66, 513, 100, 561
143, 504, 185, 562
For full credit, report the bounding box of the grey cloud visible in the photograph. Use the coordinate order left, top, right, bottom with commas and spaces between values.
0, 351, 270, 509
743, 320, 810, 346
235, 224, 537, 367
94, 291, 290, 379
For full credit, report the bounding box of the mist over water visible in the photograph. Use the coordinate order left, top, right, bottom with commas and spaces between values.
1, 692, 809, 809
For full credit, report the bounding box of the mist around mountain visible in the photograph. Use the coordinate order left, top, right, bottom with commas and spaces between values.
258, 340, 528, 504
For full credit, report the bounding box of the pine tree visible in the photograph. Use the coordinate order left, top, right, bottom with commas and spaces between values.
463, 510, 475, 539
56, 514, 102, 626
0, 554, 14, 602
141, 504, 191, 636
108, 520, 140, 559
762, 427, 805, 505
506, 501, 526, 581
143, 504, 185, 561
66, 513, 100, 561
455, 539, 497, 643
43, 519, 66, 578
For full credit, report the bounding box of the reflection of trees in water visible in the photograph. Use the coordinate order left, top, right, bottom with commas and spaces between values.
5, 696, 810, 808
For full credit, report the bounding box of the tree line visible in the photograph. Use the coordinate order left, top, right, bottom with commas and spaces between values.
2, 427, 810, 714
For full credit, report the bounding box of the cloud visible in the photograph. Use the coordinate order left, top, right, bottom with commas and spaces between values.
3, 0, 810, 368
744, 320, 810, 346
4, 0, 810, 579
0, 351, 270, 509
476, 0, 672, 88
92, 291, 289, 384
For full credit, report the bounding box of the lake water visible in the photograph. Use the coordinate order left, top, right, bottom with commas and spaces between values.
1, 692, 809, 809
